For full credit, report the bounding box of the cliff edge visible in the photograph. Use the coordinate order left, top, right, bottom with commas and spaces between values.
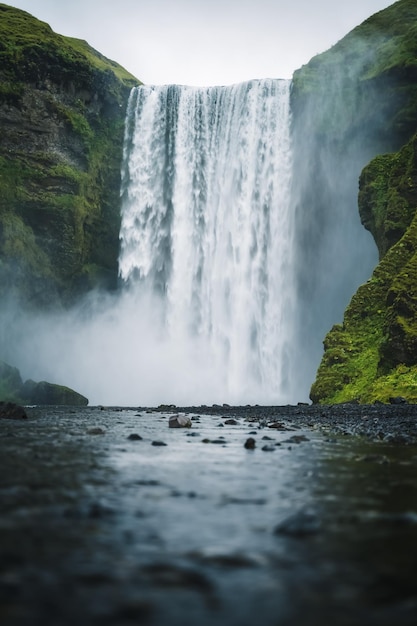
302, 0, 417, 403
0, 4, 140, 307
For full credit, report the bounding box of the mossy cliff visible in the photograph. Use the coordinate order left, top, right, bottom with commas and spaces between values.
297, 0, 417, 403
0, 359, 88, 405
0, 4, 140, 306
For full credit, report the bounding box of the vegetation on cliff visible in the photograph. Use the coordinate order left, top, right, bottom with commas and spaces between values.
0, 3, 140, 306
0, 359, 88, 405
304, 0, 417, 403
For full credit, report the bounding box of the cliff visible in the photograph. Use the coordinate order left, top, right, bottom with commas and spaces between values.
0, 359, 88, 405
0, 3, 140, 307
298, 0, 417, 403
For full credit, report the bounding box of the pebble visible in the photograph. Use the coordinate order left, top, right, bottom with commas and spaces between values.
87, 428, 106, 435
127, 433, 143, 441
152, 441, 167, 447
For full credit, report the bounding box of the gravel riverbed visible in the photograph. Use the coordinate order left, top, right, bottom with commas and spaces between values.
1, 403, 417, 625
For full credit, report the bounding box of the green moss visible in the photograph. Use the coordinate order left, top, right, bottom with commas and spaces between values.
312, 133, 417, 404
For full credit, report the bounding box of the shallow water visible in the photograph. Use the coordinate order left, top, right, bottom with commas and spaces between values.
1, 406, 417, 625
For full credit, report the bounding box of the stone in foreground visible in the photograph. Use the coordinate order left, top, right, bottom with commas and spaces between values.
169, 415, 192, 428
0, 401, 28, 420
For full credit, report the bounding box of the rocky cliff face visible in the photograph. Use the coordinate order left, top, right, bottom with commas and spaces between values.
299, 0, 417, 403
0, 4, 139, 307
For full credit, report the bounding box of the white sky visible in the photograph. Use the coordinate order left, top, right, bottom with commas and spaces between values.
7, 0, 395, 85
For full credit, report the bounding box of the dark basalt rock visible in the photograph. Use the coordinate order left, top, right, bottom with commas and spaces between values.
244, 437, 256, 450
0, 401, 27, 419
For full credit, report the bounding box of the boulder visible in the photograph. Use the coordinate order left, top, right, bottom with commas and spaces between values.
0, 401, 27, 419
169, 415, 192, 428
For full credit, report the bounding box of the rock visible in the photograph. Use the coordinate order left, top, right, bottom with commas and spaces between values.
224, 418, 238, 425
389, 396, 407, 405
274, 510, 321, 537
152, 441, 167, 447
244, 437, 256, 449
0, 401, 27, 420
128, 433, 143, 441
268, 422, 289, 430
169, 415, 192, 428
87, 428, 106, 435
285, 435, 310, 444
261, 445, 276, 452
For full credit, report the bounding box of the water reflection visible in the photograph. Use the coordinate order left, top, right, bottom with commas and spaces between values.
1, 407, 416, 625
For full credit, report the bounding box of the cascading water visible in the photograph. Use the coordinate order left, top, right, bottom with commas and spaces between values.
119, 79, 296, 405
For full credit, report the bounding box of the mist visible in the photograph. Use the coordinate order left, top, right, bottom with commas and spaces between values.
1, 290, 239, 406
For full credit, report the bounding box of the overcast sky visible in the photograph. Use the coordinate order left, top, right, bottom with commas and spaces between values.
8, 0, 395, 85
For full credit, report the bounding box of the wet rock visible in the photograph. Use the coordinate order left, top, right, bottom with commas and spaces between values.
356, 454, 389, 464
142, 562, 214, 593
87, 427, 106, 435
89, 502, 115, 519
190, 550, 259, 568
274, 510, 321, 537
223, 496, 267, 505
169, 414, 192, 428
152, 440, 167, 446
389, 396, 407, 405
244, 437, 256, 449
127, 433, 143, 441
284, 435, 310, 444
384, 433, 410, 445
268, 422, 289, 430
224, 418, 238, 425
261, 445, 276, 452
0, 401, 27, 420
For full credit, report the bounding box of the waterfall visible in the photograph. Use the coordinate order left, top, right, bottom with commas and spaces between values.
119, 79, 296, 405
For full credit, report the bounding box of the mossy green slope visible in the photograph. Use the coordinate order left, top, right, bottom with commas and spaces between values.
308, 0, 417, 403
0, 3, 140, 306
